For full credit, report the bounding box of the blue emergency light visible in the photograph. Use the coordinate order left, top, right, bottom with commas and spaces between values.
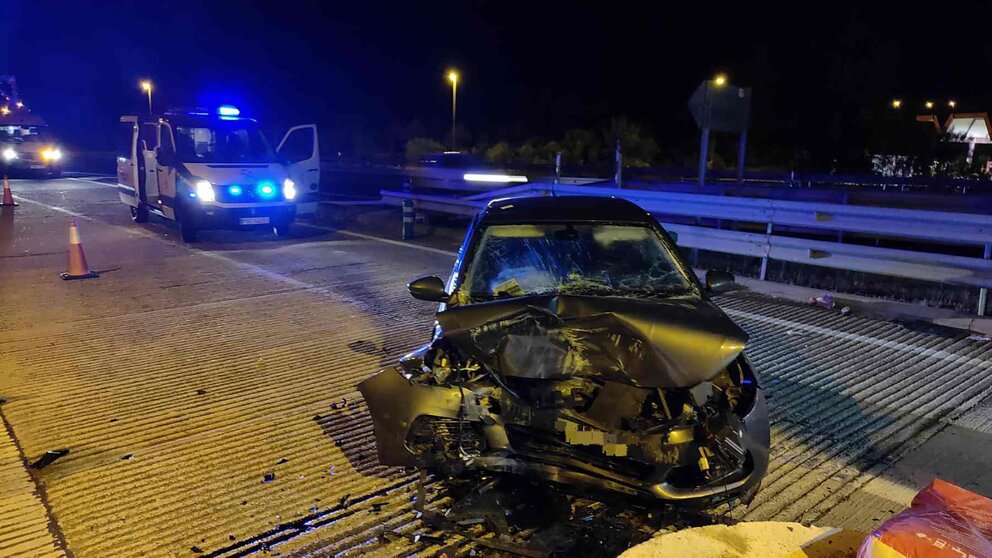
217, 105, 241, 117
228, 185, 242, 196
257, 182, 276, 199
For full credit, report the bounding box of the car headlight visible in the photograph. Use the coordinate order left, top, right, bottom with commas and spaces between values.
2, 147, 16, 162
194, 180, 215, 202
41, 148, 63, 161
283, 178, 296, 200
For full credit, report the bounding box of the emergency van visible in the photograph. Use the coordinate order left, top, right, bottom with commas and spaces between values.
116, 106, 319, 242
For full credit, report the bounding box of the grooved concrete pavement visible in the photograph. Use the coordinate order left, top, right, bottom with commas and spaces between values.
2, 177, 991, 557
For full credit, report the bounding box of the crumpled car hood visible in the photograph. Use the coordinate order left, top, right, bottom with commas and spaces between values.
436, 295, 748, 388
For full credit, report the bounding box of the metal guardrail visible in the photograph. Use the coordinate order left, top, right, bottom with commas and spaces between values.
380, 183, 992, 315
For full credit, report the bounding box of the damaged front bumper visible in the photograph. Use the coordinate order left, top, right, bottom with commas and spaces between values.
358, 364, 770, 505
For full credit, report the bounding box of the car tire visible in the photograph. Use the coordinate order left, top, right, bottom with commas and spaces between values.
130, 205, 149, 223
272, 224, 291, 237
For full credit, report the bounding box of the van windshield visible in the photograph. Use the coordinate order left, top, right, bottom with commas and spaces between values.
174, 122, 278, 163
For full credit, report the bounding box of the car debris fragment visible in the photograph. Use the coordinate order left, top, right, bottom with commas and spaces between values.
359, 196, 770, 508
30, 449, 70, 470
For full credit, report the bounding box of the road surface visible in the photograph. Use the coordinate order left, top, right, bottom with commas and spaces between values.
1, 176, 991, 557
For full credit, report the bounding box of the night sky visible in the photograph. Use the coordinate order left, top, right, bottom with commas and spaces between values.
3, 1, 990, 166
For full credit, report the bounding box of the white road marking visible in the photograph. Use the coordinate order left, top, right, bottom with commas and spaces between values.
67, 177, 117, 187
726, 308, 992, 370
299, 223, 458, 257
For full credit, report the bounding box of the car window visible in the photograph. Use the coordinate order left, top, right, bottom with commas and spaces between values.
455, 223, 693, 303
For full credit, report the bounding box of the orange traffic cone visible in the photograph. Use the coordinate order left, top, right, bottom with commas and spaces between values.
1, 176, 17, 207
60, 220, 98, 280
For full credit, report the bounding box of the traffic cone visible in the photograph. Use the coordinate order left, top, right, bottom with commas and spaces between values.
1, 176, 17, 207
60, 220, 98, 280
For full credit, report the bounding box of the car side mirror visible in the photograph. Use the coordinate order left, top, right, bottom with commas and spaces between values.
705, 270, 736, 294
408, 275, 448, 302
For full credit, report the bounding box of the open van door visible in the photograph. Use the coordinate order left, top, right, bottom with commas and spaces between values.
277, 125, 319, 216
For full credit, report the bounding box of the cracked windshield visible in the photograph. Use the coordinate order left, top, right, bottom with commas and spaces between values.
458, 223, 693, 301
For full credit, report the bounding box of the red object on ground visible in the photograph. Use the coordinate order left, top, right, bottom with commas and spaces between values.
1, 175, 17, 207
859, 478, 992, 558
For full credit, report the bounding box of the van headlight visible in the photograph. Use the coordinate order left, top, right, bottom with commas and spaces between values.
194, 180, 215, 202
2, 147, 16, 161
283, 178, 297, 200
41, 148, 62, 161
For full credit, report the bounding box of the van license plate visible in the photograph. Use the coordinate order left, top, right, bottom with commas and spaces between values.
239, 217, 270, 225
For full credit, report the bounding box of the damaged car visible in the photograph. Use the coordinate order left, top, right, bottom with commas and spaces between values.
359, 196, 769, 507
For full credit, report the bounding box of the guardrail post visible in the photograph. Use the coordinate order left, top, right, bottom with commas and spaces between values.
979, 243, 991, 317
402, 199, 415, 240
554, 151, 562, 185
614, 139, 623, 188
759, 222, 773, 281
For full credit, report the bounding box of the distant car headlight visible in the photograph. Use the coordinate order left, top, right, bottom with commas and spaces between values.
2, 147, 16, 162
194, 180, 215, 202
463, 173, 528, 184
41, 148, 63, 161
283, 178, 296, 200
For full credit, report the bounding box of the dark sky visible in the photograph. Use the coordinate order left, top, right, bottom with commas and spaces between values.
3, 1, 991, 164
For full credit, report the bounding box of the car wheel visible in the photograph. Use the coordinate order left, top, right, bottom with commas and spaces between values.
130, 205, 149, 223
272, 224, 291, 237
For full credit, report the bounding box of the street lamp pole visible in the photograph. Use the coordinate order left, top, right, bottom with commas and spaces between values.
448, 71, 458, 150
140, 81, 153, 114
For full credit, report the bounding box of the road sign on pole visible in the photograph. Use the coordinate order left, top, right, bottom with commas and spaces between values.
688, 79, 752, 185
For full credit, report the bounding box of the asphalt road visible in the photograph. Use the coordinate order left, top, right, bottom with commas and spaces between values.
2, 176, 992, 557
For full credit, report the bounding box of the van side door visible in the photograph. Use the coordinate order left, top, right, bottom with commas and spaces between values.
277, 125, 319, 214
139, 122, 160, 205
157, 122, 178, 213
116, 117, 139, 206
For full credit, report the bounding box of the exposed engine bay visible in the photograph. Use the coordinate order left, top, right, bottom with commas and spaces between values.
359, 295, 770, 507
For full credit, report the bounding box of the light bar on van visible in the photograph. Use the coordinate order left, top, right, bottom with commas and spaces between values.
463, 173, 528, 184
217, 105, 240, 117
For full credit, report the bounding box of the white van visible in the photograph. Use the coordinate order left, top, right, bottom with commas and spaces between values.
116, 107, 319, 242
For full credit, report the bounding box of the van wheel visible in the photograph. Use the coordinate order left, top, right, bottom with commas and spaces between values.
272, 224, 291, 237
180, 221, 198, 243
130, 205, 149, 223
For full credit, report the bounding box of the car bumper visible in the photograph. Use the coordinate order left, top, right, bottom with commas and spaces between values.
358, 367, 771, 505
184, 203, 296, 230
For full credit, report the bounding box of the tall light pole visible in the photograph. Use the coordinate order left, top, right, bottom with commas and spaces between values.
140, 80, 153, 114
447, 70, 458, 150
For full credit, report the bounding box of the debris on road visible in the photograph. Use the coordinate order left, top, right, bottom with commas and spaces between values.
809, 293, 835, 309
30, 448, 70, 470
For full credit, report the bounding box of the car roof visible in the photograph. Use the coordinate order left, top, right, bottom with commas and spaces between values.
479, 195, 654, 224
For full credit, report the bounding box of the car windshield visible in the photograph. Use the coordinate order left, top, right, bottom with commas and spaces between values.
173, 122, 277, 163
456, 223, 695, 303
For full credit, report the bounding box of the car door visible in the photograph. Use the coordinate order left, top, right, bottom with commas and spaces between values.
277, 125, 319, 214
139, 122, 160, 205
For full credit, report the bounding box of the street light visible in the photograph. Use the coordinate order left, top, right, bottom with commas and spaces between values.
891, 99, 902, 109
140, 80, 153, 114
948, 100, 957, 109
713, 73, 728, 87
447, 70, 459, 150
925, 100, 934, 110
